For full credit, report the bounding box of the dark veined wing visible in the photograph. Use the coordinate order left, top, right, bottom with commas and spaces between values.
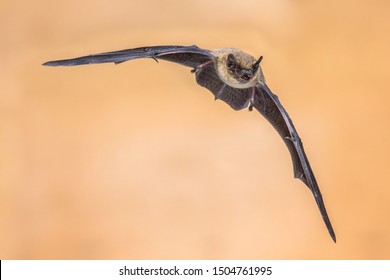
43, 45, 214, 68
253, 83, 336, 242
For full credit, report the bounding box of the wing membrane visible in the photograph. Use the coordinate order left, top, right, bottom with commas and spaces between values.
254, 83, 336, 242
194, 63, 252, 110
43, 45, 214, 68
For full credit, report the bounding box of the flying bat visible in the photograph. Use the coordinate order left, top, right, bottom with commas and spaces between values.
43, 45, 336, 242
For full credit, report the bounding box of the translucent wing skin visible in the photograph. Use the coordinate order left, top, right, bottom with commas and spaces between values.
43, 45, 214, 68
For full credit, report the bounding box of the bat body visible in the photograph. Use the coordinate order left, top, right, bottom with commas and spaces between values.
43, 45, 336, 242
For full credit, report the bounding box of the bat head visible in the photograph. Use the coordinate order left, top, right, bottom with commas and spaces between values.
212, 48, 265, 89
226, 53, 263, 83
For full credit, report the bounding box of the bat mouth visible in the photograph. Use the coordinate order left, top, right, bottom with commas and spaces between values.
239, 70, 253, 81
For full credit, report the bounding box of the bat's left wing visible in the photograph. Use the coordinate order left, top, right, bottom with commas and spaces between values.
43, 44, 250, 109
253, 83, 336, 242
43, 45, 214, 68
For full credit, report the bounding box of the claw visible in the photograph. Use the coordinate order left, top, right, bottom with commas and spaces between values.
191, 60, 213, 74
285, 132, 299, 143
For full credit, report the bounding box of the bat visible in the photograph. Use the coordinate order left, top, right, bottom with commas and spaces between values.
43, 45, 336, 242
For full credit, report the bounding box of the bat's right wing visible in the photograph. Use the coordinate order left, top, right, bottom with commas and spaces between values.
253, 83, 336, 242
43, 45, 215, 68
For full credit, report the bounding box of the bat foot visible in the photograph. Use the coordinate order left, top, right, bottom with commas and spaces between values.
247, 87, 255, 111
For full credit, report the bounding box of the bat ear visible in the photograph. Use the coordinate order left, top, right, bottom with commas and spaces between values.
227, 54, 238, 68
253, 56, 263, 71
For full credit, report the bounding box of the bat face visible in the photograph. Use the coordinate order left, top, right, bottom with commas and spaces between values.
227, 54, 254, 81
213, 48, 265, 89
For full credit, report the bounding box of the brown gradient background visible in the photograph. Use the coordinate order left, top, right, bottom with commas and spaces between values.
1, 0, 389, 259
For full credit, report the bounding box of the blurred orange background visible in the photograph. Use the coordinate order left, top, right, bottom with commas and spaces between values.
1, 0, 390, 259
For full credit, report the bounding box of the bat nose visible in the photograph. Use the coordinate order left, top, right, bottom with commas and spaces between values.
240, 69, 252, 80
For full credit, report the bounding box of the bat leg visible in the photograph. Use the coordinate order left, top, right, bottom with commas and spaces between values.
248, 87, 255, 111
191, 60, 213, 74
